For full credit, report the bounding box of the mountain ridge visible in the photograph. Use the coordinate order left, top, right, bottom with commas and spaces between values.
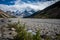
0, 9, 16, 18
24, 1, 60, 19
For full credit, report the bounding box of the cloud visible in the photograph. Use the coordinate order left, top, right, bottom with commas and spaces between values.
0, 0, 59, 12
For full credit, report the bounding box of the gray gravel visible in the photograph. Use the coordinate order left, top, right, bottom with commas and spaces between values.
0, 18, 60, 40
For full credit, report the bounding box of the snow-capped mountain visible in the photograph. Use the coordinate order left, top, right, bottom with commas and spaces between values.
20, 7, 36, 17
8, 7, 37, 17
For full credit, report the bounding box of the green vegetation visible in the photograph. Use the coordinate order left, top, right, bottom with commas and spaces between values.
45, 36, 52, 40
55, 34, 60, 40
7, 21, 60, 40
7, 21, 41, 40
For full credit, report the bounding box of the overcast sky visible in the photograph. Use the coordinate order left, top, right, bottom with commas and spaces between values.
0, 0, 59, 12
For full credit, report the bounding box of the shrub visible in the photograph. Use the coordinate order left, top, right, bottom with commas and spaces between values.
7, 21, 42, 40
7, 21, 60, 40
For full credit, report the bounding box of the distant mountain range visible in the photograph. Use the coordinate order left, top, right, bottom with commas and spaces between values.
0, 9, 16, 18
0, 7, 36, 18
24, 1, 60, 19
0, 1, 60, 18
21, 7, 36, 17
6, 7, 36, 17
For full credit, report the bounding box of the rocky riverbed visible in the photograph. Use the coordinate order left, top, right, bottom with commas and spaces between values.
0, 18, 60, 40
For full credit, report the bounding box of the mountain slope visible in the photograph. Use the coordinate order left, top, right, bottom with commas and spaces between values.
0, 10, 16, 18
24, 1, 60, 19
14, 7, 36, 17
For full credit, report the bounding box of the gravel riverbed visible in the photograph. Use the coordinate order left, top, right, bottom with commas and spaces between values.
0, 18, 60, 40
